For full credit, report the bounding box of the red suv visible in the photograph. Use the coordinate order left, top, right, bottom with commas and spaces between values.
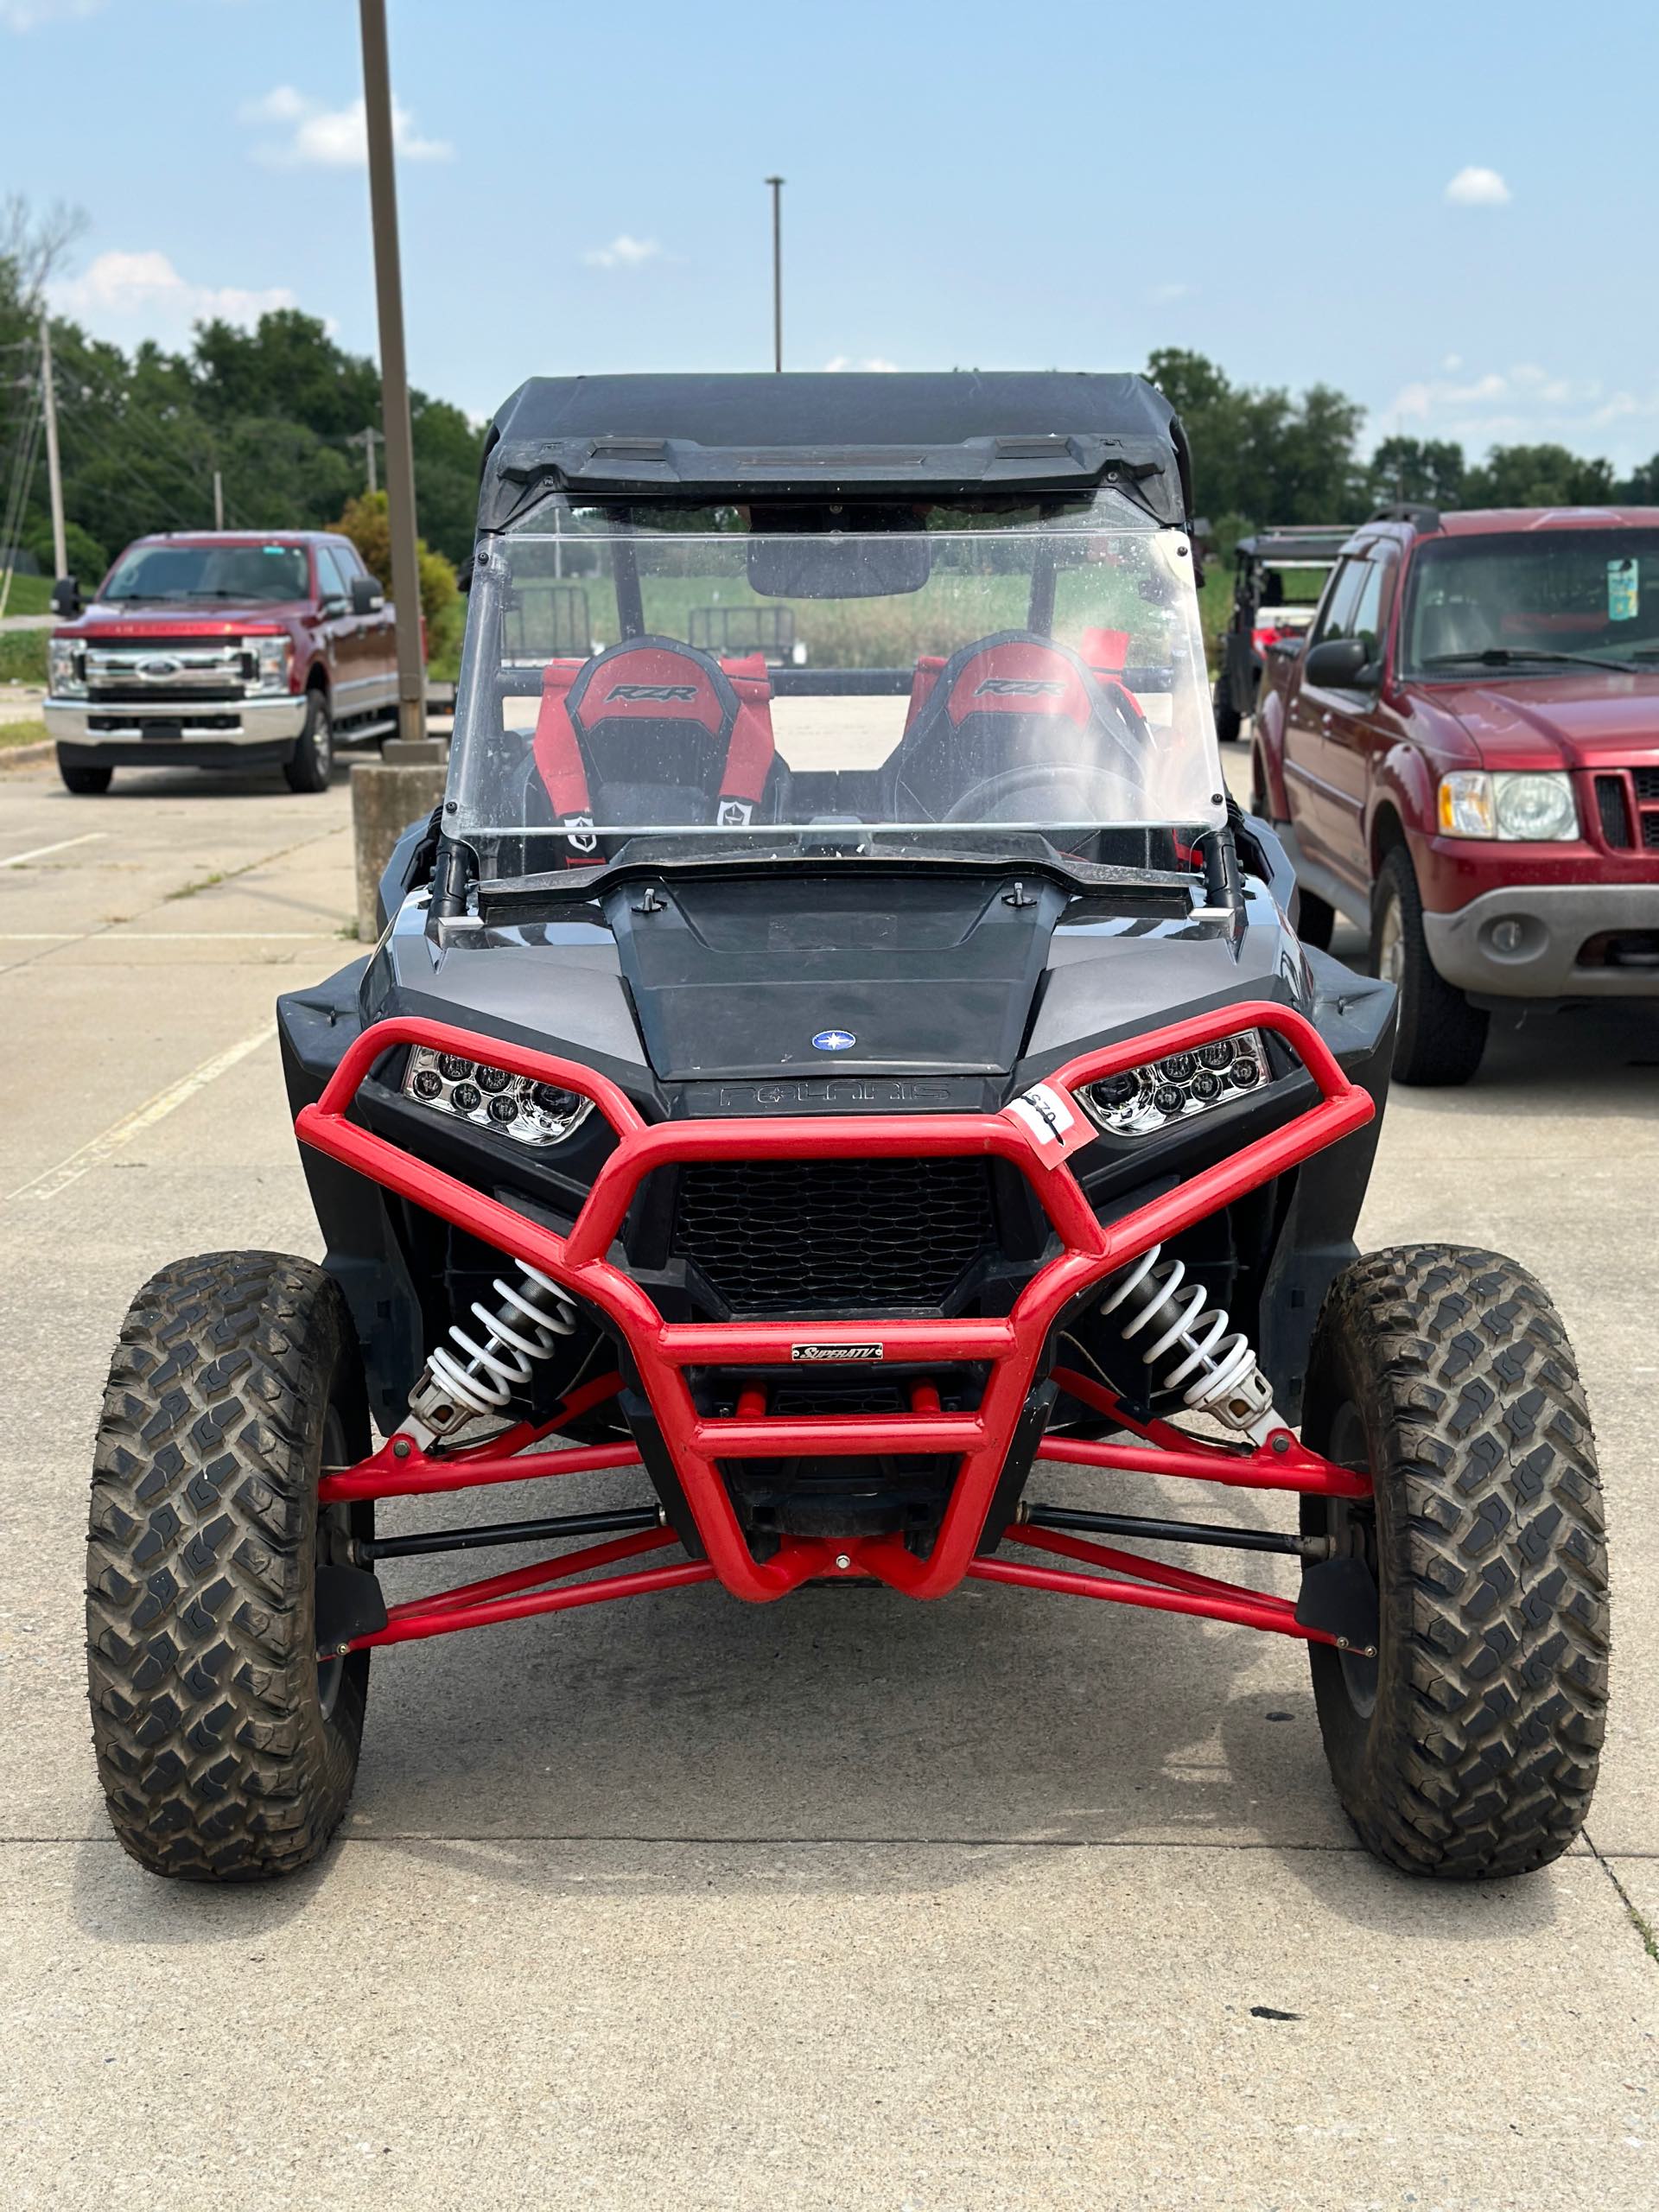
1253, 504, 1659, 1081
44, 531, 399, 795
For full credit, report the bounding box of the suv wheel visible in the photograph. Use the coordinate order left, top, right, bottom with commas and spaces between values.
60, 753, 113, 795
283, 690, 334, 794
1370, 846, 1488, 1084
1301, 1246, 1607, 1878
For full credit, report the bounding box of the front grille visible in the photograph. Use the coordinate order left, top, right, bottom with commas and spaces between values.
1634, 767, 1659, 802
89, 683, 244, 704
672, 1157, 998, 1316
1645, 815, 1659, 850
1596, 775, 1634, 849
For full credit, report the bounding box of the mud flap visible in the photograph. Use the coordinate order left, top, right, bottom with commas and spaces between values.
315, 1564, 389, 1650
1294, 1556, 1380, 1654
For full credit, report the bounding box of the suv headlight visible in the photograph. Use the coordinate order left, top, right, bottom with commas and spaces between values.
48, 639, 86, 698
403, 1046, 594, 1147
1438, 771, 1578, 842
1080, 1027, 1270, 1139
245, 635, 292, 695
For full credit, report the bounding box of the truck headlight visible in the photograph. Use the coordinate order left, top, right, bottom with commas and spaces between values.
1438, 771, 1578, 842
1080, 1027, 1269, 1139
48, 639, 86, 698
245, 635, 293, 695
403, 1046, 594, 1147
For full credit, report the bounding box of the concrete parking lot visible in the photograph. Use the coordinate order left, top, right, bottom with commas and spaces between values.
1, 749, 1655, 2210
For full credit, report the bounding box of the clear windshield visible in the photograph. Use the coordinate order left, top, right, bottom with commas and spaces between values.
103, 543, 310, 603
1401, 529, 1659, 675
446, 499, 1224, 878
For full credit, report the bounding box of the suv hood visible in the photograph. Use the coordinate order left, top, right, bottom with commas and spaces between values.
1429, 671, 1659, 771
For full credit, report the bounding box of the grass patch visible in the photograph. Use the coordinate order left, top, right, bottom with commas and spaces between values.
165, 871, 226, 902
0, 716, 46, 749
0, 629, 48, 686
0, 573, 53, 616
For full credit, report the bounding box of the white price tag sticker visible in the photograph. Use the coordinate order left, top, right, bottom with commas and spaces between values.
1002, 1080, 1096, 1163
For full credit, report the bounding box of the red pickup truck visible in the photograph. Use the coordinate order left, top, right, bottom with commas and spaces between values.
1252, 504, 1659, 1082
44, 530, 399, 795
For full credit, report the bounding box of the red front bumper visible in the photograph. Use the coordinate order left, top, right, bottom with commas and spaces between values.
296, 1000, 1374, 1648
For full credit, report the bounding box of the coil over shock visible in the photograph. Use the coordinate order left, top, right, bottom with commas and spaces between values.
404, 1264, 579, 1443
1097, 1243, 1282, 1442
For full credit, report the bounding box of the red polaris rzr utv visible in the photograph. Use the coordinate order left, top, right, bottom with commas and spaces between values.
86, 373, 1609, 1883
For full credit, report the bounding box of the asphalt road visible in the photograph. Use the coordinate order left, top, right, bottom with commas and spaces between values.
1, 749, 1655, 2211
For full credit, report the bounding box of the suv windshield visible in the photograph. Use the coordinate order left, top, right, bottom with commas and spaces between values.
103, 542, 311, 604
446, 498, 1224, 878
1401, 529, 1659, 675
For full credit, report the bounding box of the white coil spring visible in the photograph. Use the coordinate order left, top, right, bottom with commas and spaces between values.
422, 1265, 579, 1421
1097, 1243, 1272, 1432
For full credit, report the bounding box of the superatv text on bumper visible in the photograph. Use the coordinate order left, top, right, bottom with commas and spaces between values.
296, 998, 1377, 1654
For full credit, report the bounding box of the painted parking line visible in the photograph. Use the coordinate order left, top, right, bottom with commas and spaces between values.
3, 1020, 277, 1204
0, 832, 107, 868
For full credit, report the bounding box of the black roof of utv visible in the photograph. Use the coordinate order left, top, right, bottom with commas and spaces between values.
479, 372, 1192, 531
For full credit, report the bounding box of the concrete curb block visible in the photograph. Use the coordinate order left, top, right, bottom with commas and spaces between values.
0, 739, 51, 770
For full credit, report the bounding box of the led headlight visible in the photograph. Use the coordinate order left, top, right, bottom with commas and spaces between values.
403, 1047, 594, 1147
1438, 771, 1578, 842
1081, 1028, 1268, 1140
48, 639, 86, 698
245, 634, 293, 696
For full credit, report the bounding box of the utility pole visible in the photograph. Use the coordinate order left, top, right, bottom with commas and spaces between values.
213, 469, 224, 531
353, 426, 384, 495
39, 314, 67, 582
359, 0, 426, 745
765, 175, 785, 372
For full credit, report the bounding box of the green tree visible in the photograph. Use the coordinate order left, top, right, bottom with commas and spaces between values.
1464, 443, 1617, 507
1367, 435, 1467, 510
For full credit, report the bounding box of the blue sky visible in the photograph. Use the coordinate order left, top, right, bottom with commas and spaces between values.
7, 0, 1658, 468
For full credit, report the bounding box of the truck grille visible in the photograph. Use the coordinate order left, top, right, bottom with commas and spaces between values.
84, 642, 248, 698
1592, 768, 1659, 852
671, 1157, 998, 1317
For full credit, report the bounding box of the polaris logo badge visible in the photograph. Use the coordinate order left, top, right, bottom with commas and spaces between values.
812, 1028, 857, 1052
791, 1343, 885, 1363
608, 683, 698, 702
975, 677, 1064, 697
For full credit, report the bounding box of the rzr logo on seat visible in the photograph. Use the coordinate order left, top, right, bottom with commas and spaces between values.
607, 683, 699, 702
974, 677, 1065, 697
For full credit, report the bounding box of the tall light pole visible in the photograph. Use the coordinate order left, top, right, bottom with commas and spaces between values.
39, 314, 68, 583
765, 175, 784, 372
359, 0, 426, 745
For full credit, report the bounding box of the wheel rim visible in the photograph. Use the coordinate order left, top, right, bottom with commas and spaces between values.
1376, 895, 1406, 990
314, 709, 333, 778
1325, 1400, 1380, 1717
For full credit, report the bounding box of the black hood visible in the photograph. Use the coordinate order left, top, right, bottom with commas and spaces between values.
605, 873, 1066, 1081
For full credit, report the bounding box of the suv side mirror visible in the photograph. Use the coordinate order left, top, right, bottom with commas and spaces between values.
1303, 636, 1372, 689
350, 575, 385, 616
51, 576, 82, 618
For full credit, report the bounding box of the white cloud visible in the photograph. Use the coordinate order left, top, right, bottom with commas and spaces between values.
242, 85, 452, 168
51, 249, 295, 342
2, 0, 103, 28
1382, 358, 1659, 455
1445, 165, 1511, 207
823, 355, 899, 372
1151, 282, 1194, 303
582, 234, 661, 270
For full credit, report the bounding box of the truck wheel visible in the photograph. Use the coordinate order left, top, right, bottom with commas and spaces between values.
1300, 1245, 1608, 1879
283, 690, 334, 793
1215, 699, 1243, 745
60, 753, 113, 795
86, 1252, 374, 1880
1371, 846, 1488, 1084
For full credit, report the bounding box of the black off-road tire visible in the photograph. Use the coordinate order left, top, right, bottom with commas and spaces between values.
1215, 696, 1243, 745
1300, 1246, 1608, 1879
86, 1252, 373, 1880
1370, 845, 1488, 1085
59, 753, 113, 794
282, 689, 334, 793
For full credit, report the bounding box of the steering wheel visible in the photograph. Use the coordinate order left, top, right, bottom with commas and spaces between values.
942, 760, 1144, 825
